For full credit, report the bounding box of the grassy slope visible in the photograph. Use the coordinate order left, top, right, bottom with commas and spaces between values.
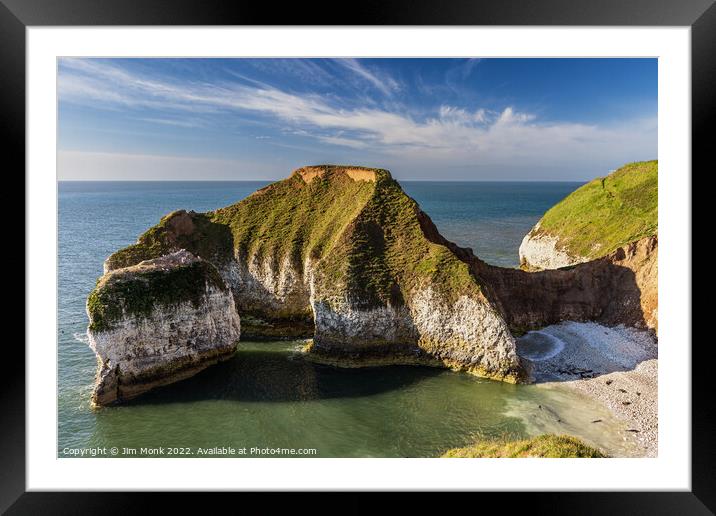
536, 160, 657, 259
312, 170, 480, 309
442, 434, 606, 458
211, 167, 377, 270
106, 211, 234, 271
101, 166, 482, 312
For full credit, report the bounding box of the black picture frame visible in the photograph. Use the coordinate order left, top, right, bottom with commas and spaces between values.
3, 0, 710, 513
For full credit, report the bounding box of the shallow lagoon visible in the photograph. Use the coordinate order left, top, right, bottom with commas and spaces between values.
61, 340, 637, 457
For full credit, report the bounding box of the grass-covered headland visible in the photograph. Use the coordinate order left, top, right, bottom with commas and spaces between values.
91, 165, 521, 381
534, 160, 657, 260
441, 434, 606, 458
101, 165, 485, 313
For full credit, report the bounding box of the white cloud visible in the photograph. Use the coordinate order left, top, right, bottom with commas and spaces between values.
136, 117, 204, 128
438, 105, 490, 125
316, 134, 370, 149
495, 106, 537, 125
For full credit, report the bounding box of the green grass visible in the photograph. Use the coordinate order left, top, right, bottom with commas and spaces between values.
212, 166, 378, 270
535, 160, 657, 259
441, 434, 606, 458
313, 171, 481, 309
106, 210, 234, 271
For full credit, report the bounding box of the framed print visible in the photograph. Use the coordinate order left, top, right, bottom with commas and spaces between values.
4, 0, 712, 512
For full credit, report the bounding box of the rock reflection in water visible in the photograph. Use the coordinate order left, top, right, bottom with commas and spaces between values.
121, 341, 441, 405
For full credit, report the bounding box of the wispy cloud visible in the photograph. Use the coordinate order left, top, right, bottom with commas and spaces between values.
243, 59, 336, 86
136, 117, 204, 128
438, 105, 489, 125
460, 58, 481, 79
333, 59, 400, 96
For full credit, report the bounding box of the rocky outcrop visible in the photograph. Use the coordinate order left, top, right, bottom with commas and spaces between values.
307, 286, 520, 381
518, 222, 589, 270
87, 250, 240, 406
95, 165, 525, 386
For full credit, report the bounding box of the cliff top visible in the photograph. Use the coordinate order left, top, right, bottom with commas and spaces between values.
533, 160, 657, 260
88, 250, 226, 332
215, 163, 479, 308
292, 164, 390, 184
442, 434, 606, 458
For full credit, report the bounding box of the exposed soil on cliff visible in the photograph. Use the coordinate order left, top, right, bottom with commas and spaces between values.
472, 235, 658, 334
296, 165, 379, 183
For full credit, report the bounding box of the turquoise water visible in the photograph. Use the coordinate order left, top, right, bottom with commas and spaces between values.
59, 180, 636, 458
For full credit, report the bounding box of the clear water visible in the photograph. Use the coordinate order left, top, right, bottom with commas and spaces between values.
58, 180, 638, 457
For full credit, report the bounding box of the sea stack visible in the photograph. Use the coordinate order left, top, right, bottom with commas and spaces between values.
86, 250, 241, 406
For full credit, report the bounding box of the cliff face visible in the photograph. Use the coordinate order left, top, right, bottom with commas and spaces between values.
519, 161, 657, 271
476, 235, 658, 333
299, 167, 520, 380
518, 222, 588, 270
87, 250, 240, 406
599, 234, 657, 331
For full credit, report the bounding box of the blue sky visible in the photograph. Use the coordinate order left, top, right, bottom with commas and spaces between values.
58, 58, 657, 181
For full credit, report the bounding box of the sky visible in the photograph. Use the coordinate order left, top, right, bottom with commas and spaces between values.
57, 58, 657, 181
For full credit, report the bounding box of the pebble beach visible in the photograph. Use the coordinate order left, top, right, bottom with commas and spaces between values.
518, 321, 658, 457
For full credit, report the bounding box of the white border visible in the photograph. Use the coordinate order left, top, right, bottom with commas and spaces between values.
27, 27, 691, 491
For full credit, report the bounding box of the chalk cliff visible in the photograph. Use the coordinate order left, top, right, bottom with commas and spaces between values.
92, 165, 524, 403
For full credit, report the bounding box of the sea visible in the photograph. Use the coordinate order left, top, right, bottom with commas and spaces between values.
58, 181, 637, 458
